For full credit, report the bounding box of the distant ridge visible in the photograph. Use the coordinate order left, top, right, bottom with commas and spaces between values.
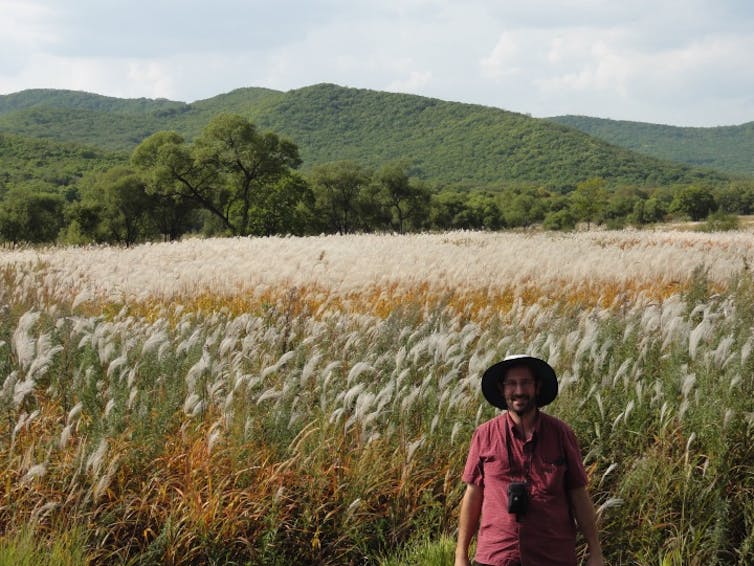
549, 115, 754, 177
0, 88, 189, 114
0, 83, 734, 188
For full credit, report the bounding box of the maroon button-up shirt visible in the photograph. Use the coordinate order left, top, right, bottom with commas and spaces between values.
462, 411, 588, 566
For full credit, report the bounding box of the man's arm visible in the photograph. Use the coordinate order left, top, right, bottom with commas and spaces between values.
568, 486, 604, 566
455, 483, 483, 566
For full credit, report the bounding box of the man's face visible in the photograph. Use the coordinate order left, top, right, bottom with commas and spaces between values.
499, 365, 539, 416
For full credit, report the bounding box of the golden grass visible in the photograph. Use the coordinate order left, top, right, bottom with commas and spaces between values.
1, 230, 749, 310
1, 230, 753, 563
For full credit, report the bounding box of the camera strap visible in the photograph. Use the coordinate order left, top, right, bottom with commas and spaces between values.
505, 421, 535, 484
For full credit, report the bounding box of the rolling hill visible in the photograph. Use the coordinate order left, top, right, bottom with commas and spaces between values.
0, 132, 126, 195
0, 84, 734, 191
549, 115, 754, 177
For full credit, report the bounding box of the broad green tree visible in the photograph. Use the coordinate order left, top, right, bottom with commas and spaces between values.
0, 189, 65, 244
606, 186, 642, 220
543, 208, 577, 231
355, 181, 392, 232
131, 115, 303, 236
248, 173, 312, 236
715, 181, 754, 215
376, 161, 430, 233
83, 166, 155, 245
570, 177, 609, 228
669, 184, 716, 221
149, 192, 199, 241
503, 192, 543, 228
309, 161, 373, 234
430, 190, 469, 230
466, 192, 503, 229
131, 131, 232, 232
429, 190, 503, 231
194, 114, 302, 234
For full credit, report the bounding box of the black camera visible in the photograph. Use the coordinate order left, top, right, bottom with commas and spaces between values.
507, 482, 529, 517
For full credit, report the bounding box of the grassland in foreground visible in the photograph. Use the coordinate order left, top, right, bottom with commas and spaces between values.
1, 230, 754, 564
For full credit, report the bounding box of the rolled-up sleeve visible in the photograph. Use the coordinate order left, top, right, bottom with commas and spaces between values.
462, 429, 484, 486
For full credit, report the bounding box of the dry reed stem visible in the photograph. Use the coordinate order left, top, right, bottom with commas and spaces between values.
2, 231, 753, 563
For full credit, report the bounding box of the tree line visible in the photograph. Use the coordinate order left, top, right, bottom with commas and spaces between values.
1, 113, 752, 245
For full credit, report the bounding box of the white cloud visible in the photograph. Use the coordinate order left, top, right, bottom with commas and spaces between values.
480, 33, 521, 79
126, 61, 178, 100
386, 70, 433, 94
1, 0, 754, 125
0, 0, 58, 48
534, 33, 635, 95
0, 53, 180, 99
469, 16, 754, 125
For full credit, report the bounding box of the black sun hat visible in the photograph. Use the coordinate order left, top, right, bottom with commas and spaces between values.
481, 354, 559, 410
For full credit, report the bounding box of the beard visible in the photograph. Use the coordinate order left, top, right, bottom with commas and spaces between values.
508, 394, 537, 416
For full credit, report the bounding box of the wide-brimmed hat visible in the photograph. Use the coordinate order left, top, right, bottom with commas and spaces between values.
481, 354, 558, 410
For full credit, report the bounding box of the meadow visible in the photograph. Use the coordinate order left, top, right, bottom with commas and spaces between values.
1, 230, 754, 565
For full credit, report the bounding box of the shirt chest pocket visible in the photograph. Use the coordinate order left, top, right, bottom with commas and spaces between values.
537, 454, 567, 495
481, 456, 512, 480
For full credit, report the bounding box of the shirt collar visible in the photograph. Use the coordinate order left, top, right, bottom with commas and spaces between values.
505, 409, 541, 440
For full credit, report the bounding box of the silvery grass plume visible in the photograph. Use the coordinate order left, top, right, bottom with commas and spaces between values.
86, 438, 109, 478
141, 326, 170, 358
22, 463, 47, 484
12, 311, 41, 372
92, 452, 120, 502
299, 350, 322, 388
689, 310, 715, 360
182, 339, 230, 419
10, 311, 64, 407
4, 231, 754, 308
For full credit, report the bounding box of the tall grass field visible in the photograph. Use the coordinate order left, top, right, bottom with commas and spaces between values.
1, 230, 754, 565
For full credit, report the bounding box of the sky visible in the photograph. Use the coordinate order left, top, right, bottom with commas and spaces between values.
1, 0, 753, 127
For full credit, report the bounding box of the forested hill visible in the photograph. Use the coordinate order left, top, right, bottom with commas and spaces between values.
0, 132, 125, 195
0, 83, 730, 188
0, 88, 189, 114
0, 87, 282, 150
549, 115, 754, 177
235, 85, 727, 188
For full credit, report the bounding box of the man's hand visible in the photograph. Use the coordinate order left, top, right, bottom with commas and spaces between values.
455, 484, 482, 566
569, 487, 604, 566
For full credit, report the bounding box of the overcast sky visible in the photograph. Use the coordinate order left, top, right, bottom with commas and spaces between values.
2, 0, 753, 127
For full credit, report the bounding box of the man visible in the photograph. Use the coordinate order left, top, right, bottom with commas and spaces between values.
455, 355, 604, 566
